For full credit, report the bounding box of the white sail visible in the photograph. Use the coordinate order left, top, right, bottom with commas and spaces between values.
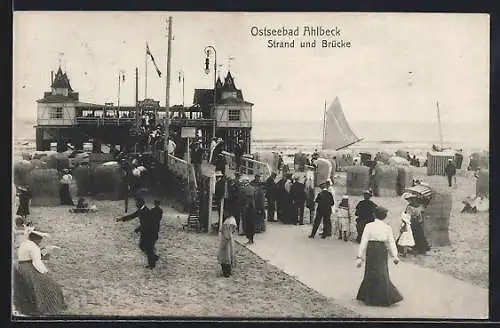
322, 96, 362, 151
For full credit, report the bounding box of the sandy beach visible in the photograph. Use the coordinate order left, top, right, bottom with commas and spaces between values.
13, 197, 360, 317
12, 140, 488, 317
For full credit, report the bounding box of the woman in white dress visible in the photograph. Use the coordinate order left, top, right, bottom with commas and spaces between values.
14, 228, 66, 315
356, 206, 403, 307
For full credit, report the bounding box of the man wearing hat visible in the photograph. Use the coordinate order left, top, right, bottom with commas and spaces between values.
444, 158, 457, 187
354, 189, 378, 243
227, 172, 244, 234
251, 175, 266, 232
233, 140, 244, 173
265, 172, 278, 222
309, 181, 335, 239
191, 141, 204, 185
214, 172, 226, 220
291, 175, 307, 225
116, 197, 159, 269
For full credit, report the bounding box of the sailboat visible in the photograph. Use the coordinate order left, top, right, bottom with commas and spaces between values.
432, 101, 451, 152
321, 96, 363, 151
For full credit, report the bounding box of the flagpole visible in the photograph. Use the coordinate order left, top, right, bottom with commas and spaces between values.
145, 43, 148, 99
164, 17, 173, 167
322, 100, 327, 149
117, 71, 121, 117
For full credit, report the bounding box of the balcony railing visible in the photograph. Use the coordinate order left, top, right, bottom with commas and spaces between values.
76, 117, 136, 126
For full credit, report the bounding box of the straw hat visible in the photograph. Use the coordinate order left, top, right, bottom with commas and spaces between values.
24, 226, 50, 238
402, 192, 417, 200
18, 186, 28, 192
215, 171, 223, 177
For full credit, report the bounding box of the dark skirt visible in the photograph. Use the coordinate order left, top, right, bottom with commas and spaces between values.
14, 261, 67, 315
16, 199, 30, 217
59, 184, 74, 206
356, 241, 403, 307
411, 220, 431, 254
255, 211, 266, 233
243, 207, 256, 237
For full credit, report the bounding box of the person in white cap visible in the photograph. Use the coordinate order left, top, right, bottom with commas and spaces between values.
14, 228, 66, 315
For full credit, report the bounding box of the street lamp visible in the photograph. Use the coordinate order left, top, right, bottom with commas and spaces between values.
204, 46, 217, 139
117, 69, 125, 118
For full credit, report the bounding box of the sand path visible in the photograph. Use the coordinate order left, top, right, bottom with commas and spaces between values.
235, 222, 488, 319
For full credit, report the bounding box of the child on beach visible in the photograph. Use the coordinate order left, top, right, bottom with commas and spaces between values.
396, 211, 415, 257
336, 196, 352, 242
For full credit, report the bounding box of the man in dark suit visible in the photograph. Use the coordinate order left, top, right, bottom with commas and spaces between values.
116, 197, 159, 269
265, 172, 278, 222
233, 140, 244, 172
291, 176, 307, 225
309, 182, 334, 239
150, 200, 163, 243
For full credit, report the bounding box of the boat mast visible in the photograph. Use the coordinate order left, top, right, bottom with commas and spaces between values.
436, 101, 444, 147
322, 100, 327, 149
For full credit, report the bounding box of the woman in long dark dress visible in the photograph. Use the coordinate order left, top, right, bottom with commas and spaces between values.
403, 193, 431, 254
356, 206, 403, 307
16, 186, 32, 219
14, 229, 66, 315
59, 169, 74, 206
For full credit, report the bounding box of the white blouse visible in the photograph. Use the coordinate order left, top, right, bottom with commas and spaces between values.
60, 174, 72, 184
357, 219, 399, 260
17, 240, 48, 274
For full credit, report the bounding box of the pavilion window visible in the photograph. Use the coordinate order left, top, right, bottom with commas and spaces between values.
50, 107, 64, 119
228, 109, 240, 121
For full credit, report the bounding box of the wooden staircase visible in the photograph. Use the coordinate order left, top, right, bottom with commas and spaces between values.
182, 199, 202, 232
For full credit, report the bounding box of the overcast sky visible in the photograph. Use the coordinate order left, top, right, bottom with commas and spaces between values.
13, 12, 489, 125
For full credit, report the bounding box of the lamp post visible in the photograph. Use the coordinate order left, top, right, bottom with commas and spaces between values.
204, 46, 217, 140
117, 70, 125, 118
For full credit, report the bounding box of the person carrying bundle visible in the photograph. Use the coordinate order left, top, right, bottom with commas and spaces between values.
69, 197, 97, 213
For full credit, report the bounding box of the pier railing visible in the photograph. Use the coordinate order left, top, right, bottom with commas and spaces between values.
76, 117, 135, 126
155, 150, 198, 190
221, 151, 272, 179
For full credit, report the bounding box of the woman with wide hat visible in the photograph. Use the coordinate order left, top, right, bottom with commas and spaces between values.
403, 192, 430, 254
356, 206, 403, 307
14, 228, 66, 315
